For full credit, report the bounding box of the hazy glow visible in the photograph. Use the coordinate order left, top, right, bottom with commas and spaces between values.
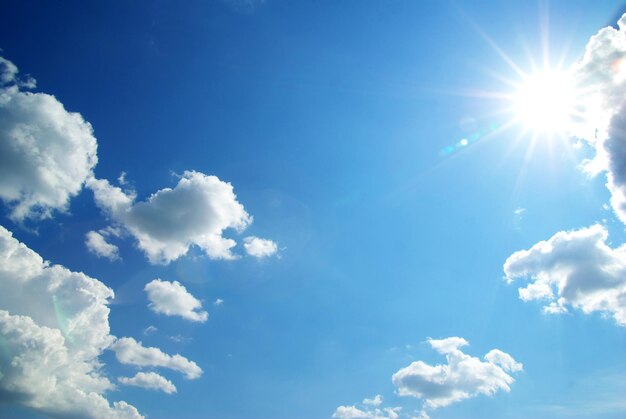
513, 70, 576, 134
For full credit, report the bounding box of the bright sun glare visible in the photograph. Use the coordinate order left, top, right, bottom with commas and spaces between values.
513, 70, 576, 134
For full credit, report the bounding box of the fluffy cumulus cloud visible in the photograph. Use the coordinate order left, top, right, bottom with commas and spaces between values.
88, 171, 254, 264
118, 372, 177, 394
85, 230, 120, 261
0, 225, 141, 418
504, 224, 626, 325
363, 394, 383, 407
110, 337, 203, 380
504, 14, 626, 325
332, 396, 400, 419
243, 236, 278, 258
391, 337, 522, 417
0, 56, 97, 221
144, 278, 208, 322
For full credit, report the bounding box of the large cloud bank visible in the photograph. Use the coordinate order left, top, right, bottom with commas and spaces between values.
505, 13, 626, 326
392, 338, 522, 417
0, 57, 97, 222
0, 225, 141, 418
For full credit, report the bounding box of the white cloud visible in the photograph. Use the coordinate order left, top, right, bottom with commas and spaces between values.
363, 395, 383, 407
214, 298, 224, 306
144, 278, 208, 323
567, 14, 626, 224
0, 56, 97, 221
243, 236, 278, 258
110, 337, 203, 379
118, 372, 177, 394
391, 337, 521, 417
333, 395, 402, 419
332, 405, 371, 419
169, 334, 192, 343
143, 325, 158, 335
0, 225, 141, 418
88, 171, 254, 264
332, 404, 400, 419
86, 230, 120, 261
504, 224, 626, 325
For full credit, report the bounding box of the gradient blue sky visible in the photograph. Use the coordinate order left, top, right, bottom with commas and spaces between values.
1, 1, 626, 418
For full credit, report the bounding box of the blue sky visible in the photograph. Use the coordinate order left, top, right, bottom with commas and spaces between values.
1, 1, 626, 418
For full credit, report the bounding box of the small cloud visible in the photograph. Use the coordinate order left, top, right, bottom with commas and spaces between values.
85, 230, 120, 261
143, 325, 158, 336
333, 397, 400, 419
110, 337, 202, 379
363, 395, 383, 407
118, 171, 128, 186
214, 298, 224, 306
169, 334, 192, 344
514, 207, 526, 215
118, 372, 177, 394
243, 236, 278, 258
543, 302, 568, 315
0, 56, 19, 84
145, 279, 208, 323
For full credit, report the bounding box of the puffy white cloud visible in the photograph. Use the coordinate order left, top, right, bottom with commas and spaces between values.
144, 278, 208, 323
392, 337, 521, 416
504, 224, 626, 325
243, 236, 278, 258
332, 405, 371, 419
0, 56, 97, 221
333, 395, 401, 419
86, 230, 120, 261
0, 225, 141, 418
118, 372, 177, 394
88, 171, 253, 264
110, 337, 203, 379
363, 394, 383, 407
332, 404, 400, 419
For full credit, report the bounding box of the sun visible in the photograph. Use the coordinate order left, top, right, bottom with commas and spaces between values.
512, 69, 577, 135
